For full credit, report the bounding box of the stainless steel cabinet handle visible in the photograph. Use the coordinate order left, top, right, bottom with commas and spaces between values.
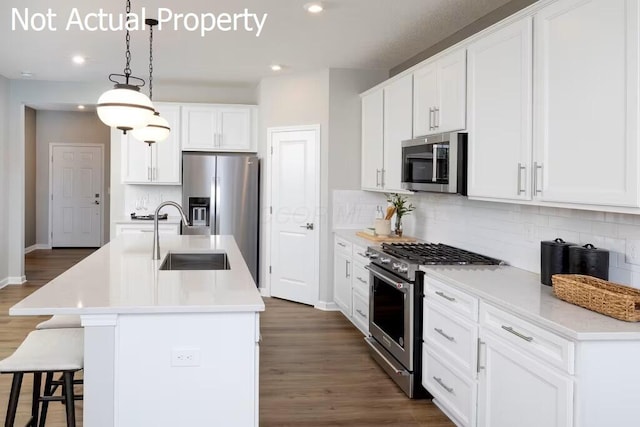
141, 229, 154, 233
434, 328, 455, 342
376, 169, 381, 187
533, 162, 543, 194
435, 291, 456, 302
477, 338, 485, 372
153, 167, 157, 181
357, 252, 367, 258
501, 325, 533, 342
517, 163, 526, 195
433, 376, 454, 394
366, 339, 409, 376
429, 107, 434, 130
147, 167, 151, 181
338, 242, 346, 248
381, 169, 386, 188
356, 309, 367, 319
357, 277, 368, 284
434, 107, 440, 129
346, 260, 350, 278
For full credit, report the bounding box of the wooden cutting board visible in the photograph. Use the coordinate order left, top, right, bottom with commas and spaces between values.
355, 231, 417, 243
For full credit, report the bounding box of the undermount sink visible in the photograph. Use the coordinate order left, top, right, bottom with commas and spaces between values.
159, 252, 230, 271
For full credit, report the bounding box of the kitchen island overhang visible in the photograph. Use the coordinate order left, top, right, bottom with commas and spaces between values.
10, 234, 265, 427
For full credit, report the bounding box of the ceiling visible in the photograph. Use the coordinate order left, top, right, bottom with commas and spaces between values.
1, 0, 513, 86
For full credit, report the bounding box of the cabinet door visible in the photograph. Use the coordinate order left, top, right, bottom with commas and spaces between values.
153, 104, 181, 184
383, 74, 413, 191
181, 105, 218, 150
218, 107, 253, 151
413, 62, 439, 136
121, 135, 152, 183
361, 90, 384, 190
534, 0, 639, 207
467, 17, 533, 200
437, 49, 467, 133
478, 330, 573, 427
333, 251, 352, 315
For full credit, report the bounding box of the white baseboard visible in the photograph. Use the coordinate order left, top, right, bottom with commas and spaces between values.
25, 244, 51, 254
259, 287, 271, 297
8, 276, 27, 285
0, 278, 8, 290
315, 301, 340, 311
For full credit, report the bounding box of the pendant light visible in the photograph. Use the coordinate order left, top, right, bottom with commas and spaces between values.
97, 0, 154, 134
132, 19, 171, 145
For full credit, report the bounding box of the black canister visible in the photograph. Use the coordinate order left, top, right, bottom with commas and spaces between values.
568, 244, 609, 280
540, 238, 576, 285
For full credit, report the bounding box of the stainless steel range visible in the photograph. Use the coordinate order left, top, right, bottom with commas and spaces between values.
365, 243, 503, 398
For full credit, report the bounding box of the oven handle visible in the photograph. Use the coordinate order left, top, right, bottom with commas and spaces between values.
365, 265, 411, 291
365, 338, 410, 376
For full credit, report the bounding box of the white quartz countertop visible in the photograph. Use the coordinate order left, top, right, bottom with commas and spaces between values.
10, 235, 265, 316
421, 265, 640, 341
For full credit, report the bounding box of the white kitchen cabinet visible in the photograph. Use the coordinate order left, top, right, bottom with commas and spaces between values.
467, 17, 533, 201
115, 222, 181, 236
477, 329, 573, 427
383, 74, 413, 191
361, 90, 385, 190
413, 48, 466, 136
333, 237, 353, 315
333, 235, 370, 335
181, 104, 257, 152
533, 0, 639, 207
121, 104, 181, 185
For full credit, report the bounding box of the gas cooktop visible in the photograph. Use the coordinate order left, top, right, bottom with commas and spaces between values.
381, 243, 504, 266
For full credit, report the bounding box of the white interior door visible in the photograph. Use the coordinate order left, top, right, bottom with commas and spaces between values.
269, 127, 319, 306
51, 144, 103, 247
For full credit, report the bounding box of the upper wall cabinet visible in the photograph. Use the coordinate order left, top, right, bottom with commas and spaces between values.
467, 17, 533, 201
533, 0, 639, 207
361, 75, 412, 192
181, 104, 257, 152
122, 103, 181, 185
413, 49, 467, 136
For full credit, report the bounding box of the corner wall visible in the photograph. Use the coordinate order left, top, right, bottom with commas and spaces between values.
24, 107, 36, 249
0, 75, 9, 286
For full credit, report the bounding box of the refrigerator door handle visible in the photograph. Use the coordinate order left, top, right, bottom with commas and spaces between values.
212, 176, 221, 235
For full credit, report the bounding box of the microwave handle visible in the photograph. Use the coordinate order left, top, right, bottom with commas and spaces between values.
432, 145, 440, 182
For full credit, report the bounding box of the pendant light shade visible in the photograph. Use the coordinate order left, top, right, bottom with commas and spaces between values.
131, 111, 170, 143
97, 86, 154, 132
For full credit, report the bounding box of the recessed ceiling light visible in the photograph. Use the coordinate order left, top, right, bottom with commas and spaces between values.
77, 105, 86, 110
304, 2, 324, 14
72, 55, 86, 65
20, 71, 33, 78
271, 64, 283, 72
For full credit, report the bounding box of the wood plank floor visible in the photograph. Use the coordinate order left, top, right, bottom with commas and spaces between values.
0, 249, 453, 426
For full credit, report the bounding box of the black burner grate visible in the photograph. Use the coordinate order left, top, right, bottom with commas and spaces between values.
381, 243, 503, 265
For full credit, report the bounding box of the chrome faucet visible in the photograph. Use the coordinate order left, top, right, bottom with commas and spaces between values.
152, 201, 191, 260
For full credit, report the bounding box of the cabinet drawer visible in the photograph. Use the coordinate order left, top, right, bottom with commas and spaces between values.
423, 346, 476, 427
480, 302, 574, 374
425, 277, 479, 321
424, 300, 478, 377
352, 290, 369, 335
334, 236, 353, 255
353, 244, 370, 265
352, 263, 370, 295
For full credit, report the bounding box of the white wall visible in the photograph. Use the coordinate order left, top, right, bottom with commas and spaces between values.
258, 68, 386, 305
35, 110, 111, 245
6, 79, 257, 282
0, 75, 9, 286
334, 190, 640, 289
24, 107, 36, 249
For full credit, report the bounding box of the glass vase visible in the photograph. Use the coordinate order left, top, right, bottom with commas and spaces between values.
395, 216, 403, 237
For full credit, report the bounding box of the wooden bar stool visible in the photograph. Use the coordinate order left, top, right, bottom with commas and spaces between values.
35, 316, 81, 330
0, 328, 83, 427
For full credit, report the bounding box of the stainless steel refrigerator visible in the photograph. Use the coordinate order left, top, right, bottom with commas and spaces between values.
182, 152, 260, 285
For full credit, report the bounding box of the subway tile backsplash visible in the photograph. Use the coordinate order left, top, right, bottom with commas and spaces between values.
333, 190, 640, 289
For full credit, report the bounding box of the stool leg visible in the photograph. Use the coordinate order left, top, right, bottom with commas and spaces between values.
62, 372, 76, 427
38, 372, 53, 427
5, 372, 23, 427
31, 372, 42, 427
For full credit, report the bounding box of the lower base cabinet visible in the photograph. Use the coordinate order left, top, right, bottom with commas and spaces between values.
333, 234, 370, 335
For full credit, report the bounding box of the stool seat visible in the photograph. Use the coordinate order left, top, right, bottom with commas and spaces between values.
0, 329, 83, 373
36, 315, 82, 330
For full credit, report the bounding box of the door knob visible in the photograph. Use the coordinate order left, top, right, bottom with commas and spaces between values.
94, 201, 100, 205
299, 223, 314, 230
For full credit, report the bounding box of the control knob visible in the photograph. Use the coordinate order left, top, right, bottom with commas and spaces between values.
380, 258, 391, 264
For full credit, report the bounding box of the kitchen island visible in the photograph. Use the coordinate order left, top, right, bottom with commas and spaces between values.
10, 234, 265, 427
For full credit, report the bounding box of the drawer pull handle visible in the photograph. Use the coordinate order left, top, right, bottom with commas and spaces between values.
356, 309, 367, 319
501, 325, 533, 342
433, 376, 454, 394
338, 242, 347, 248
357, 277, 368, 284
434, 328, 455, 342
357, 252, 367, 258
435, 291, 456, 302
140, 230, 154, 233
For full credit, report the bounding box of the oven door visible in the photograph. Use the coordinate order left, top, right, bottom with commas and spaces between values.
367, 264, 414, 370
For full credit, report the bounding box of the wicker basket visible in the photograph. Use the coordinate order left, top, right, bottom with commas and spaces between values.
552, 274, 640, 322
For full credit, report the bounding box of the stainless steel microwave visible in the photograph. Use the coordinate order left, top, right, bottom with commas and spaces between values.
401, 132, 468, 194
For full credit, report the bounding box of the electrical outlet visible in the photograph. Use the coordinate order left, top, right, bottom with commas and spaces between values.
171, 348, 201, 367
625, 240, 640, 266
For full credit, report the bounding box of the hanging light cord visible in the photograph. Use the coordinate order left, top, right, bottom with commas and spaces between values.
123, 0, 132, 82
148, 22, 154, 100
